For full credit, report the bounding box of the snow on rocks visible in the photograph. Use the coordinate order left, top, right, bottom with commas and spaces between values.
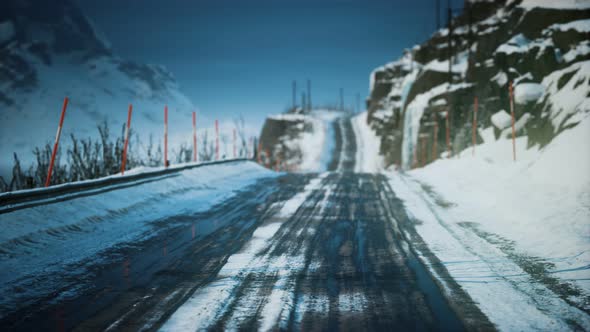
517, 0, 590, 10
491, 110, 512, 130
547, 18, 590, 33
514, 83, 544, 104
541, 60, 590, 129
563, 40, 590, 63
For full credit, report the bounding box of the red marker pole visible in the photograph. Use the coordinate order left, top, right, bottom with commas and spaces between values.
509, 81, 516, 162
164, 106, 168, 168
257, 142, 262, 164
192, 111, 197, 162
234, 128, 238, 159
433, 121, 438, 161
250, 137, 254, 159
445, 108, 451, 157
45, 97, 69, 187
233, 128, 237, 159
121, 104, 133, 175
215, 119, 219, 161
472, 96, 478, 156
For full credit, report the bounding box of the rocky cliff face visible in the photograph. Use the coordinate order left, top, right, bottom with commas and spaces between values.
366, 0, 590, 169
257, 109, 329, 172
0, 0, 194, 175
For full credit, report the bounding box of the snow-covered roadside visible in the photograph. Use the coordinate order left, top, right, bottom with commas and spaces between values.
0, 161, 274, 314
351, 112, 383, 173
384, 117, 590, 330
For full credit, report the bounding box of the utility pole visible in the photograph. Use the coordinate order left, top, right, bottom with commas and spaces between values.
307, 79, 312, 111
292, 80, 297, 110
339, 88, 344, 112
301, 92, 306, 113
436, 0, 440, 30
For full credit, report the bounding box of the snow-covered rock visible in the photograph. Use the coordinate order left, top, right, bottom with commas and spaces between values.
491, 110, 512, 130
514, 83, 544, 104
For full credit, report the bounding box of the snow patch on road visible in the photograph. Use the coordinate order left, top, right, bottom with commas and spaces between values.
161, 173, 327, 331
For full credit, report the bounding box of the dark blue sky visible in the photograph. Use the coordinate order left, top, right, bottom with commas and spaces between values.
76, 0, 463, 128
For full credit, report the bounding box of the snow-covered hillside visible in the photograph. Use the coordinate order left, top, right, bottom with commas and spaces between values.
366, 0, 590, 170
0, 0, 196, 178
357, 0, 590, 326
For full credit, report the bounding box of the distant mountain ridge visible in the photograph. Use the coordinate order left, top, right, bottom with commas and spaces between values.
0, 0, 195, 177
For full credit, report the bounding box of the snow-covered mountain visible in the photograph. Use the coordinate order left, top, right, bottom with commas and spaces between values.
0, 0, 195, 177
365, 0, 590, 169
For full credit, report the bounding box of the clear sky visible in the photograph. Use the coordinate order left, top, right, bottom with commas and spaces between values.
76, 0, 464, 129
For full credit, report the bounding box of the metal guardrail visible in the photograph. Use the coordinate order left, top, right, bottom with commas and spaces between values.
0, 158, 252, 214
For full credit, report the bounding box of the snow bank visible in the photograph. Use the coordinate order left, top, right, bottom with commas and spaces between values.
0, 161, 274, 315
351, 112, 383, 172
393, 116, 590, 321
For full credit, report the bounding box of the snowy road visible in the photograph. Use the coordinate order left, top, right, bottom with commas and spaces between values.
0, 115, 488, 331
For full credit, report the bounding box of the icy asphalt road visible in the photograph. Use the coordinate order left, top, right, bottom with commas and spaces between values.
0, 117, 491, 331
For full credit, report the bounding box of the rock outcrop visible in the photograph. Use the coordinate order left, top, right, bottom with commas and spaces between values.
366, 0, 590, 169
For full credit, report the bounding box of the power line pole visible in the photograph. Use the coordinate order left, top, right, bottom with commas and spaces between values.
292, 80, 297, 110
307, 79, 311, 111
301, 92, 306, 113
436, 0, 440, 30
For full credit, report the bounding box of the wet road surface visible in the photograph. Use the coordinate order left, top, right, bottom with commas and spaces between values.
0, 117, 482, 331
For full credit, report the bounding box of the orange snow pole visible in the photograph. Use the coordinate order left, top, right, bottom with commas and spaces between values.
233, 128, 237, 158
472, 96, 478, 156
421, 136, 426, 167
433, 120, 438, 161
121, 104, 133, 175
215, 119, 219, 161
164, 106, 168, 168
192, 111, 197, 162
509, 81, 516, 161
445, 108, 451, 157
45, 97, 69, 187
